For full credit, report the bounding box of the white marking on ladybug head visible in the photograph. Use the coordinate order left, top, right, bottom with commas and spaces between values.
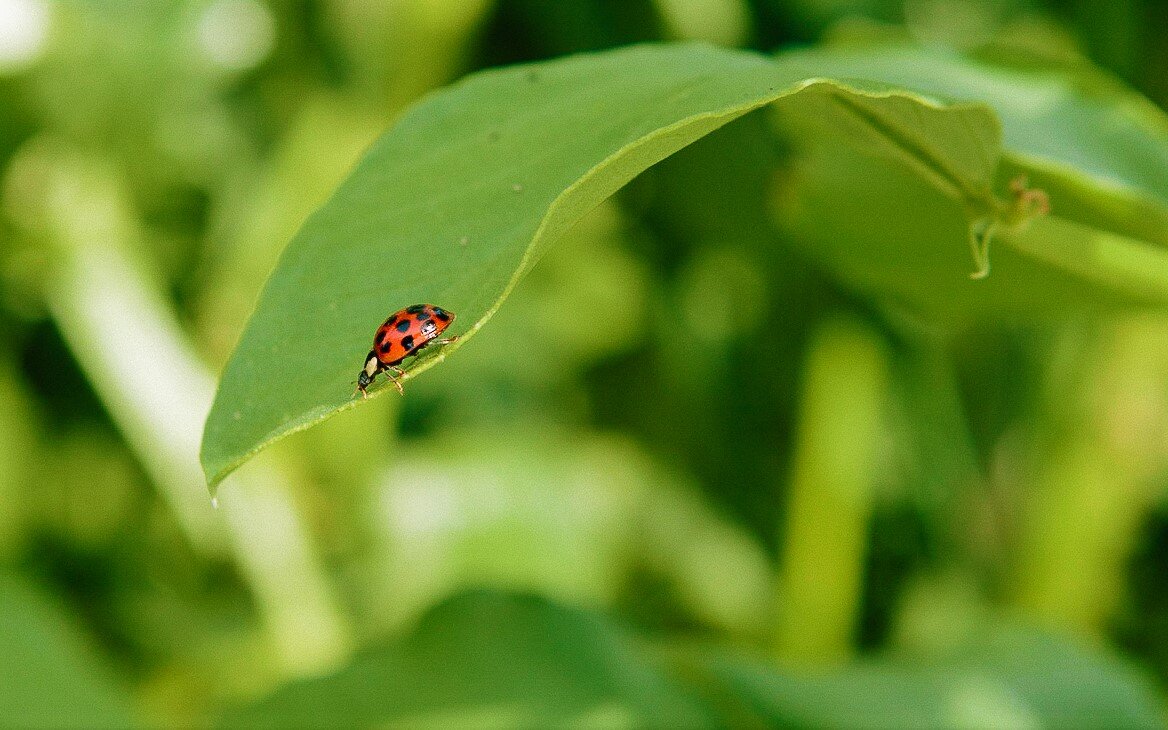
420, 320, 437, 337
364, 356, 378, 378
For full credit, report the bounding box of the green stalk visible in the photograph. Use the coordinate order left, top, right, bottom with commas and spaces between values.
774, 316, 891, 663
13, 145, 350, 676
1011, 319, 1166, 632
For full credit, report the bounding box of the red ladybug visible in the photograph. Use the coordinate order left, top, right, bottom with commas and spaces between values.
356, 304, 457, 397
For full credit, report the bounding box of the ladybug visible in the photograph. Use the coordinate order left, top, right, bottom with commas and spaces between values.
356, 304, 458, 397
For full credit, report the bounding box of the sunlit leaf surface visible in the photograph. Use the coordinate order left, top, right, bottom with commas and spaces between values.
203, 42, 1168, 488
201, 43, 1000, 488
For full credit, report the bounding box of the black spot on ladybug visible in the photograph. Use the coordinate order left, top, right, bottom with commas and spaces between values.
396, 320, 411, 333
415, 310, 431, 321
400, 335, 415, 351
406, 304, 425, 314
433, 309, 450, 322
378, 341, 391, 354
383, 318, 396, 330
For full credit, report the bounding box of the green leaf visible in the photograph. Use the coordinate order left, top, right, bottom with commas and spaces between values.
774, 43, 1168, 320
222, 591, 713, 728
689, 628, 1165, 728
226, 592, 1163, 728
201, 42, 1000, 488
0, 576, 137, 728
202, 41, 1168, 487
779, 43, 1168, 204
776, 144, 1168, 321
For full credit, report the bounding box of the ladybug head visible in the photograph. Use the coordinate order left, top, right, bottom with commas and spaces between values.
357, 351, 378, 392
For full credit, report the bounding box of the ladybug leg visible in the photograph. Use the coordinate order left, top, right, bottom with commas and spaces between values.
432, 335, 459, 346
385, 370, 405, 396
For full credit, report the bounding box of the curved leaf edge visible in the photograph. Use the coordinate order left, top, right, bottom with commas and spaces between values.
203, 53, 1008, 490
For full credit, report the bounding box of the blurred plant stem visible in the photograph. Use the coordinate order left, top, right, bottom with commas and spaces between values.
0, 359, 36, 562
654, 0, 752, 46
774, 316, 891, 663
1010, 319, 1168, 633
4, 142, 350, 677
325, 0, 495, 108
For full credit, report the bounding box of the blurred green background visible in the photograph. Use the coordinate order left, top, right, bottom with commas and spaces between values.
4, 0, 1168, 726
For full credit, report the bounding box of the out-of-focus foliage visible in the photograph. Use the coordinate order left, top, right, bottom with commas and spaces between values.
228, 591, 1166, 727
695, 625, 1164, 728
0, 576, 135, 727
226, 591, 715, 728
3, 0, 1168, 726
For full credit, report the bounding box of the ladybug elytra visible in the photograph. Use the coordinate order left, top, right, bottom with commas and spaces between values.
356, 303, 457, 397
